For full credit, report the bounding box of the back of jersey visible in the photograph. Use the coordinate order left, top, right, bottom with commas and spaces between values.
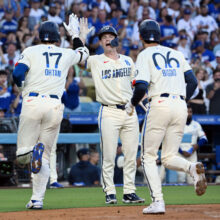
18, 44, 80, 97
135, 45, 192, 98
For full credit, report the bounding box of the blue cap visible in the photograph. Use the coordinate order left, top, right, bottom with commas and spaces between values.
50, 3, 56, 7
193, 40, 203, 49
91, 2, 99, 8
120, 15, 127, 20
180, 35, 187, 40
77, 148, 89, 159
184, 9, 191, 14
32, 0, 41, 3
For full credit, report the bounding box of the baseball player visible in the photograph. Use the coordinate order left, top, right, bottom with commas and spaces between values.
177, 104, 208, 184
123, 19, 207, 214
83, 24, 144, 204
12, 14, 89, 209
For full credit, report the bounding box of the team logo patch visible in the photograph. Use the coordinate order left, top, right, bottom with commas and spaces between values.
125, 60, 130, 66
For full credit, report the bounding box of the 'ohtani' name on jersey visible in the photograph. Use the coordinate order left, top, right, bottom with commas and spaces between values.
45, 69, 61, 77
102, 67, 131, 79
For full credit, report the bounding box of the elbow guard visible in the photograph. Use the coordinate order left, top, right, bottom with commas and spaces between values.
76, 46, 89, 63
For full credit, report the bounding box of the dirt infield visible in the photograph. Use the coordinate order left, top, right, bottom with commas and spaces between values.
1, 204, 220, 220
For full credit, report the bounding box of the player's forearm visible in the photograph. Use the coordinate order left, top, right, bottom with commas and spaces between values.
131, 82, 148, 106
184, 70, 198, 101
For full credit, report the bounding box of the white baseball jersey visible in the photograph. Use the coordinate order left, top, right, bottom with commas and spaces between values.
18, 44, 81, 98
87, 54, 136, 105
135, 45, 192, 98
180, 120, 207, 151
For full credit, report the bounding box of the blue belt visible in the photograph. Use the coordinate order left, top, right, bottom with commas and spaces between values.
102, 104, 126, 110
29, 92, 59, 99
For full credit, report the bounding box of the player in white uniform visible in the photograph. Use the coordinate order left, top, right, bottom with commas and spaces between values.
123, 20, 207, 214
86, 25, 144, 204
177, 104, 208, 184
12, 15, 89, 209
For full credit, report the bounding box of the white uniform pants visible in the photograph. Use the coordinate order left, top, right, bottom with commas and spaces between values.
50, 131, 59, 184
98, 105, 139, 195
16, 95, 63, 201
141, 95, 191, 202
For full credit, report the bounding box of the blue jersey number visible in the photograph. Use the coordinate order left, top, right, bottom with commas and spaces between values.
152, 51, 180, 70
43, 52, 62, 69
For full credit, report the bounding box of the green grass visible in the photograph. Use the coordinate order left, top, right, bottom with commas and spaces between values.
0, 185, 219, 212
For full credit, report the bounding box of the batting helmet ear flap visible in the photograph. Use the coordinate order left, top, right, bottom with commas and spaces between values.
110, 37, 119, 47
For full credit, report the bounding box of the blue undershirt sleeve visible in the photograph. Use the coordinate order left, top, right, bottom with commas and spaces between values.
12, 63, 29, 87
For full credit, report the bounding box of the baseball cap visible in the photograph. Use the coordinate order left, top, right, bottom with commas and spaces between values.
183, 9, 191, 15
5, 8, 13, 13
32, 0, 41, 3
180, 35, 187, 40
49, 3, 56, 7
215, 50, 220, 57
120, 15, 127, 20
193, 40, 203, 49
77, 148, 89, 159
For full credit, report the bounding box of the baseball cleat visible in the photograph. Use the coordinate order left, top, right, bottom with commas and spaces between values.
143, 200, 165, 214
50, 182, 64, 188
26, 200, 43, 209
189, 162, 207, 196
122, 193, 145, 203
31, 143, 44, 174
105, 194, 117, 204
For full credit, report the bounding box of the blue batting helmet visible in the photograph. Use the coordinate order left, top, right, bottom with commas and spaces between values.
98, 26, 118, 40
39, 21, 60, 43
139, 19, 160, 43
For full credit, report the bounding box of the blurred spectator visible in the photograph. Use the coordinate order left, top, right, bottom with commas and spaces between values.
0, 42, 6, 69
47, 3, 62, 25
177, 104, 208, 184
29, 0, 45, 26
0, 70, 12, 114
129, 44, 140, 63
212, 50, 220, 70
96, 0, 111, 14
89, 151, 100, 166
191, 40, 216, 69
177, 8, 196, 41
10, 83, 22, 116
16, 16, 31, 46
209, 30, 220, 52
137, 0, 156, 21
177, 35, 191, 62
0, 144, 7, 161
189, 68, 208, 114
157, 6, 168, 24
88, 3, 99, 28
3, 43, 20, 73
0, 9, 18, 43
206, 69, 220, 115
68, 148, 100, 186
160, 15, 178, 47
59, 25, 70, 48
167, 0, 181, 24
94, 9, 110, 33
0, 107, 6, 118
194, 4, 218, 35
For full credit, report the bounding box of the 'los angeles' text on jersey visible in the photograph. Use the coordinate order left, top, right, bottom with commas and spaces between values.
101, 67, 131, 79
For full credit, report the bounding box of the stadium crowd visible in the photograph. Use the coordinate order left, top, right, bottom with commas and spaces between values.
0, 0, 219, 118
